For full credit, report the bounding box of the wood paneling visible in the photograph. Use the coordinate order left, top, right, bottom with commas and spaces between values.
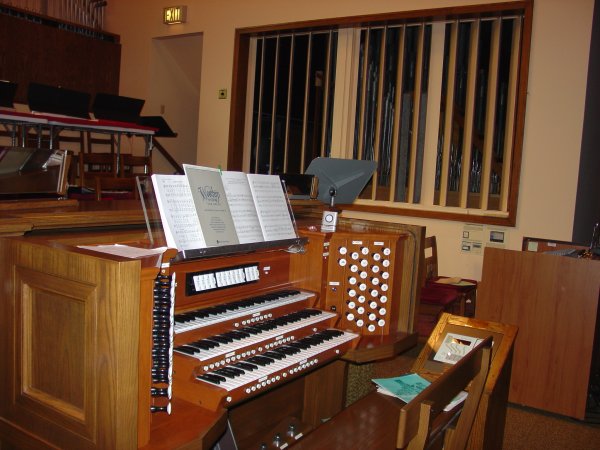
0, 12, 120, 104
0, 237, 141, 449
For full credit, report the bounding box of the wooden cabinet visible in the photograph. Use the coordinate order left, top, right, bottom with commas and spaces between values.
0, 235, 146, 449
476, 247, 600, 419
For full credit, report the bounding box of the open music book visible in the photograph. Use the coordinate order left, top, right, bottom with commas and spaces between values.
151, 165, 297, 250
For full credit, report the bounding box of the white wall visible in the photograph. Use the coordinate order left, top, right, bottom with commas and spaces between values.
104, 0, 594, 281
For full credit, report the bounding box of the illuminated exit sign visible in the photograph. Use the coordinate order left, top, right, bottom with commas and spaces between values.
163, 6, 187, 25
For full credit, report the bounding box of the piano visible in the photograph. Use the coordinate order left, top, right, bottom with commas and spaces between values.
0, 202, 421, 449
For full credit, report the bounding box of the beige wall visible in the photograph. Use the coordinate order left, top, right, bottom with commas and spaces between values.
147, 34, 203, 173
105, 0, 594, 280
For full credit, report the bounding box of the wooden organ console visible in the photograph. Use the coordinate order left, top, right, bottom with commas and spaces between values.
0, 202, 420, 450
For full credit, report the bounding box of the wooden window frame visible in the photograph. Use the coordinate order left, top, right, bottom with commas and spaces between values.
228, 1, 533, 226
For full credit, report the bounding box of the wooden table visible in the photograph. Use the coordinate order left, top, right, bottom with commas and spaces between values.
0, 198, 150, 236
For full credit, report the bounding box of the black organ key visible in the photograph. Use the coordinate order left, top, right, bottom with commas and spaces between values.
224, 367, 245, 376
277, 346, 300, 356
289, 341, 311, 350
270, 347, 293, 357
173, 289, 308, 326
209, 334, 234, 344
247, 355, 274, 366
262, 351, 285, 360
188, 340, 219, 350
173, 345, 198, 355
198, 373, 227, 384
240, 326, 263, 335
320, 329, 344, 338
227, 330, 250, 339
214, 368, 239, 378
233, 361, 258, 371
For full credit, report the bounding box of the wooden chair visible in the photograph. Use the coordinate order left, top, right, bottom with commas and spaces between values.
55, 130, 85, 152
423, 237, 478, 316
418, 237, 462, 337
86, 131, 115, 155
397, 336, 492, 450
94, 176, 139, 200
418, 237, 480, 337
78, 152, 117, 188
120, 153, 152, 177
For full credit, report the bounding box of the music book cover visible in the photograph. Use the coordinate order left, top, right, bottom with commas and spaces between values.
372, 373, 467, 411
372, 373, 430, 403
184, 164, 239, 247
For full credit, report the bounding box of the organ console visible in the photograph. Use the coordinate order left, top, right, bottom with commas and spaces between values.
0, 201, 421, 450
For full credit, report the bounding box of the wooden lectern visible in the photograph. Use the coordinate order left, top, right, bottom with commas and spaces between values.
476, 247, 600, 420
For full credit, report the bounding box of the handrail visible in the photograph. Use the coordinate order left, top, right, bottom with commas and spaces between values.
152, 138, 184, 174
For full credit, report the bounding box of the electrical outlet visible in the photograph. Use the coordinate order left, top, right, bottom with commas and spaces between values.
218, 89, 227, 99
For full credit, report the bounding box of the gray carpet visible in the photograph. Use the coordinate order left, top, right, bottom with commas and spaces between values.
503, 405, 600, 450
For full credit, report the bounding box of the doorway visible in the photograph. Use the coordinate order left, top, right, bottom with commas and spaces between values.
149, 33, 203, 174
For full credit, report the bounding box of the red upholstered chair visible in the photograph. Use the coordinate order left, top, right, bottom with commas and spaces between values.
424, 236, 478, 317
418, 236, 476, 337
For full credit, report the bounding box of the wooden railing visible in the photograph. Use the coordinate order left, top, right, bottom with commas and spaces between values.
153, 139, 184, 175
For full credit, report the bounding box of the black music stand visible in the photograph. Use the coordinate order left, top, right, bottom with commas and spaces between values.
27, 83, 91, 119
92, 93, 145, 123
0, 80, 17, 108
140, 116, 178, 137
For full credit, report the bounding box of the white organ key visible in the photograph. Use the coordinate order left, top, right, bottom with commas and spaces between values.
175, 310, 336, 362
196, 331, 358, 392
174, 290, 313, 334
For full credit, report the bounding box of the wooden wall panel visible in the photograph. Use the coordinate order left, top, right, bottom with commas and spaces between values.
0, 12, 120, 105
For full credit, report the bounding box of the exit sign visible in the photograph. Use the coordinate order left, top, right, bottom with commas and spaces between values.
163, 6, 187, 24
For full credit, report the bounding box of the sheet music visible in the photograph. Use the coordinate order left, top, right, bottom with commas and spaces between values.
247, 173, 297, 241
433, 332, 483, 365
78, 244, 168, 258
221, 171, 264, 244
151, 174, 206, 250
